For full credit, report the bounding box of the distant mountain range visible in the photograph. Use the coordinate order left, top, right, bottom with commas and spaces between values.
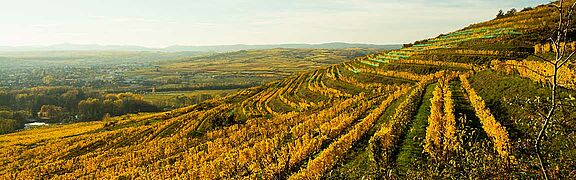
0, 42, 401, 52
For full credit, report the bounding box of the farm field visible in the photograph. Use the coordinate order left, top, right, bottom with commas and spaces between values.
141, 89, 239, 110
1, 0, 576, 179
127, 48, 382, 92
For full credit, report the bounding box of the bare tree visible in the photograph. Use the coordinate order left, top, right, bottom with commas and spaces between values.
532, 0, 576, 179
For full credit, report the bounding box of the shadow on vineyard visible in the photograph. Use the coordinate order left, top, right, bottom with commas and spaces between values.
1, 0, 576, 179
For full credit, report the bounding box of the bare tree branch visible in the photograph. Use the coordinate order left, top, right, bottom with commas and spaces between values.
559, 51, 576, 67
548, 2, 561, 10
532, 54, 555, 64
533, 1, 576, 179
536, 110, 547, 120
550, 37, 559, 52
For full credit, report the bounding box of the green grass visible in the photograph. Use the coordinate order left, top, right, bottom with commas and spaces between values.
449, 79, 486, 142
395, 83, 436, 176
324, 90, 410, 179
468, 70, 576, 177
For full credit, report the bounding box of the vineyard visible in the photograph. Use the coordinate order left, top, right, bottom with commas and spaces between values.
1, 1, 576, 179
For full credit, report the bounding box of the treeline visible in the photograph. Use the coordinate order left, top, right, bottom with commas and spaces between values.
0, 86, 158, 134
495, 8, 520, 20
0, 109, 32, 134
76, 93, 157, 121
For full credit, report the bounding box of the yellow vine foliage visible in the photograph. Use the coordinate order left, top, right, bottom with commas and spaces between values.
423, 73, 459, 160
0, 121, 103, 148
289, 86, 410, 179
368, 73, 440, 168
424, 79, 445, 159
349, 62, 427, 81
396, 59, 475, 69
459, 73, 511, 159
534, 42, 576, 54
442, 77, 458, 152
306, 69, 351, 98
491, 60, 576, 90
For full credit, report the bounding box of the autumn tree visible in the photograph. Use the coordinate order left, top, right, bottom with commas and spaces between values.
531, 1, 576, 179
78, 93, 157, 121
496, 10, 505, 19
38, 105, 66, 121
42, 75, 55, 86
78, 98, 102, 121
0, 118, 18, 134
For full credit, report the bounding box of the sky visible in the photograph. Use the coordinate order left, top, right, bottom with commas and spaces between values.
0, 0, 550, 48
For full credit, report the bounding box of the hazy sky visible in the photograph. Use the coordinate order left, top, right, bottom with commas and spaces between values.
0, 0, 550, 47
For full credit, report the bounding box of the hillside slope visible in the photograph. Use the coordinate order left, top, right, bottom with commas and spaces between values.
1, 1, 575, 179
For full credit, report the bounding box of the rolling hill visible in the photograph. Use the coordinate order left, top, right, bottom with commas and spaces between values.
1, 1, 575, 179
127, 48, 383, 92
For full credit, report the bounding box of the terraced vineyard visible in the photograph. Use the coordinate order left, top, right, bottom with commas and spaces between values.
1, 1, 576, 179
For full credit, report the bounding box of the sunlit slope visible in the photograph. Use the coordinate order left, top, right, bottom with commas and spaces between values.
367, 2, 557, 64
1, 1, 575, 179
